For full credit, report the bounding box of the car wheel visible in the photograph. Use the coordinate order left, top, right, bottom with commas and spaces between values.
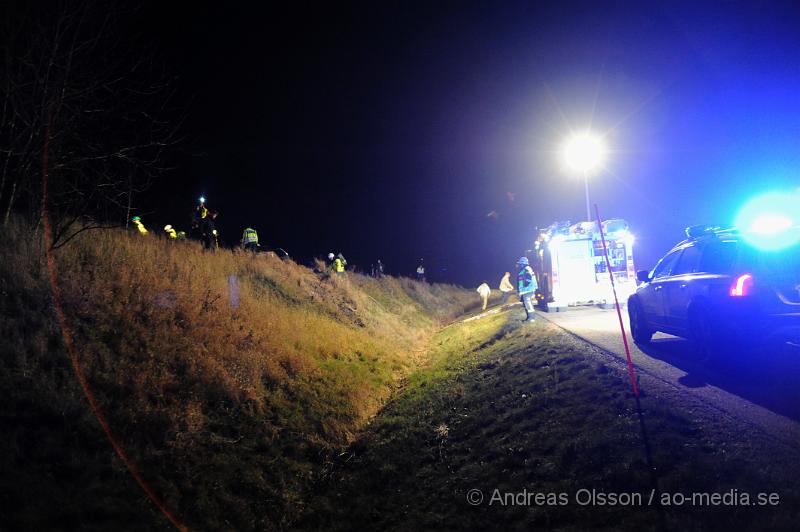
629, 298, 653, 345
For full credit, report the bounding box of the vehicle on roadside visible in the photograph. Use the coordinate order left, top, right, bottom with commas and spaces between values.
627, 225, 800, 357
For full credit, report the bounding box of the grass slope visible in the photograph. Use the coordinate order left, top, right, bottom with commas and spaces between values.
302, 311, 800, 531
0, 220, 478, 531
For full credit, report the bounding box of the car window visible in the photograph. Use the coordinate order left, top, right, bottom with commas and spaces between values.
698, 240, 738, 274
652, 249, 681, 279
673, 245, 701, 275
740, 242, 800, 283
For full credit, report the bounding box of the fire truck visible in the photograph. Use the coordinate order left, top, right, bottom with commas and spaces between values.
530, 219, 636, 311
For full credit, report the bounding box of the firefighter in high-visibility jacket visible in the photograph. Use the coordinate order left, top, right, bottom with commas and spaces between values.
192, 198, 208, 240
164, 224, 177, 239
517, 256, 538, 321
333, 253, 347, 275
242, 227, 259, 252
131, 216, 148, 236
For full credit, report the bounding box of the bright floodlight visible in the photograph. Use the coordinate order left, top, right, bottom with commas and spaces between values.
199, 196, 205, 204
561, 131, 608, 174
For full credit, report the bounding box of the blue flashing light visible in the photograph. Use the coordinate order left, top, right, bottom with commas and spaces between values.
749, 214, 792, 235
735, 191, 800, 251
199, 196, 205, 204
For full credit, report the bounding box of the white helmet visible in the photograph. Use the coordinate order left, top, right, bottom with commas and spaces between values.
328, 253, 335, 260
164, 225, 172, 231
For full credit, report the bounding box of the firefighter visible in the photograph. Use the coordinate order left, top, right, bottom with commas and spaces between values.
242, 227, 259, 252
517, 257, 538, 321
203, 210, 218, 253
131, 216, 148, 236
195, 197, 208, 221
163, 224, 177, 239
416, 259, 426, 282
333, 253, 347, 275
192, 197, 208, 240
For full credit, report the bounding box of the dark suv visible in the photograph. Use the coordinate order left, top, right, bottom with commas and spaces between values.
627, 226, 800, 355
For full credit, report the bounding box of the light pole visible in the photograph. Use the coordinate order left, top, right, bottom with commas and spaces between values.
561, 131, 608, 222
582, 170, 590, 224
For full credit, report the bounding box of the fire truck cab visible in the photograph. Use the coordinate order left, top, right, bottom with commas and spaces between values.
531, 219, 636, 311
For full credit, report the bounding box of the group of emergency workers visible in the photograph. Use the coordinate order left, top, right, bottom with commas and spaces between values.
128, 197, 366, 279
475, 256, 539, 321
130, 198, 537, 311
128, 197, 262, 256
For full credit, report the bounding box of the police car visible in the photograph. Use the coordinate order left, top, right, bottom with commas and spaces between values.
627, 225, 800, 356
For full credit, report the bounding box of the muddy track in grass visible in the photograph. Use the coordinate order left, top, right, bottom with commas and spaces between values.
295, 307, 800, 531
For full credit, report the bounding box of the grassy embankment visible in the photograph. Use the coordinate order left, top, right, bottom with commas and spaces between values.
302, 311, 800, 531
0, 219, 479, 531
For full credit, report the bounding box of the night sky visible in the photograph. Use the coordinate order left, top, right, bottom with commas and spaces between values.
134, 1, 800, 286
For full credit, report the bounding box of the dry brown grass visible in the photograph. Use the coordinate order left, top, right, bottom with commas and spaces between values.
0, 219, 477, 530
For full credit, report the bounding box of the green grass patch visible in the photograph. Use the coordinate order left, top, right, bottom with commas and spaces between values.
300, 312, 800, 531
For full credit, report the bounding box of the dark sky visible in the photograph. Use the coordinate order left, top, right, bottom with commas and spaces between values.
134, 0, 800, 285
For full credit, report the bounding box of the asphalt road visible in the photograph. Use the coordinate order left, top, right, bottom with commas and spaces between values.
539, 305, 800, 449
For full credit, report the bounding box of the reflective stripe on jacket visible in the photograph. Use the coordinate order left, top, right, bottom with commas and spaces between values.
242, 228, 258, 245
517, 266, 537, 294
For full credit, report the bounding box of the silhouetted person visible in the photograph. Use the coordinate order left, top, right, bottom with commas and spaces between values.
203, 211, 218, 253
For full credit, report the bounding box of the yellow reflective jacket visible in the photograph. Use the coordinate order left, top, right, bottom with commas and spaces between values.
242, 227, 258, 245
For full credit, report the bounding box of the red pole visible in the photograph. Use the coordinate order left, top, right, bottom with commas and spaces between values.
594, 204, 639, 396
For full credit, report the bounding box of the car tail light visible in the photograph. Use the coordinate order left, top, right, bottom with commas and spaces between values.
730, 273, 753, 296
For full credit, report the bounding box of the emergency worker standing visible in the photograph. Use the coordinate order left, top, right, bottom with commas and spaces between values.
242, 227, 259, 252
517, 257, 538, 321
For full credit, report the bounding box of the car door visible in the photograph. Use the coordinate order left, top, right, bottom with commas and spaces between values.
639, 249, 682, 329
663, 244, 702, 333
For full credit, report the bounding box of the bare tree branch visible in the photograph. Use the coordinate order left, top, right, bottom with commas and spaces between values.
0, 0, 183, 247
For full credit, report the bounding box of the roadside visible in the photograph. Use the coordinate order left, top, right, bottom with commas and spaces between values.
540, 306, 800, 449
299, 307, 800, 531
